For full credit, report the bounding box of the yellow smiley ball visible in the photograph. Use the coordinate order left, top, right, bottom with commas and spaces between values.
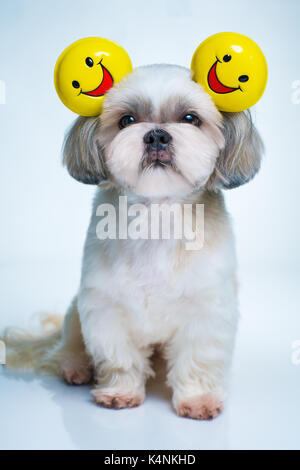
191, 32, 268, 112
54, 37, 133, 116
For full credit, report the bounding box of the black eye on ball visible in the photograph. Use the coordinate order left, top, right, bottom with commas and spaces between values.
119, 115, 136, 129
180, 114, 201, 127
239, 75, 249, 82
223, 54, 231, 62
85, 57, 94, 67
72, 80, 80, 89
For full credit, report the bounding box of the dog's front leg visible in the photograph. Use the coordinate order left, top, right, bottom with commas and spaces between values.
165, 288, 238, 420
78, 289, 153, 409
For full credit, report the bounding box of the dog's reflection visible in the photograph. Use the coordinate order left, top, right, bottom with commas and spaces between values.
2, 354, 229, 450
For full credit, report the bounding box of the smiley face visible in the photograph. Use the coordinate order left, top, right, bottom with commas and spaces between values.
191, 32, 268, 112
54, 37, 133, 116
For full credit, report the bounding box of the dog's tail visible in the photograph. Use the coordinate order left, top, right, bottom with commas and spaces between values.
1, 314, 64, 376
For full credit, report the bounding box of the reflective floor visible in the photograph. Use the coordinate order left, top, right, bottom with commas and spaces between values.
0, 261, 299, 450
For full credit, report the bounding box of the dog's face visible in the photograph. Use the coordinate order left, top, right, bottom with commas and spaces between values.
64, 64, 263, 197
99, 65, 224, 197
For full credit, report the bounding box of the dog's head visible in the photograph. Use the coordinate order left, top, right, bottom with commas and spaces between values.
63, 64, 263, 197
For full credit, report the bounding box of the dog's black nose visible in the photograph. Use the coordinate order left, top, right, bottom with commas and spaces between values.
143, 129, 173, 166
144, 129, 172, 149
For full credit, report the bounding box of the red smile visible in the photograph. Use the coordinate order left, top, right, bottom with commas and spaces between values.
81, 63, 113, 97
208, 59, 240, 94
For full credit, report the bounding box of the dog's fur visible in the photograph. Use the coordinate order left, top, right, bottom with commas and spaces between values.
2, 65, 263, 419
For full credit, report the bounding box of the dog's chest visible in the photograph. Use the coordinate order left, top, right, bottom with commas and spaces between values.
98, 238, 213, 343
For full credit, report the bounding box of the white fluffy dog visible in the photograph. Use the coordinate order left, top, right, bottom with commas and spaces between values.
2, 64, 263, 420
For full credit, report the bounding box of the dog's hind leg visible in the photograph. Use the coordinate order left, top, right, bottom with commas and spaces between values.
56, 298, 93, 385
2, 297, 92, 384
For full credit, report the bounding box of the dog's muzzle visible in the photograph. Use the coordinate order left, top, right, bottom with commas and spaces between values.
143, 129, 172, 166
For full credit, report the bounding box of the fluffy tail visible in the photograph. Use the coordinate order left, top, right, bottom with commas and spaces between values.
1, 314, 64, 376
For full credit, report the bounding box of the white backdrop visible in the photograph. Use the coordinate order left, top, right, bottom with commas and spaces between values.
1, 0, 300, 451
0, 0, 300, 272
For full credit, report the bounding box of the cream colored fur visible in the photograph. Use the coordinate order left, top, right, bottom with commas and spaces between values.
1, 65, 263, 420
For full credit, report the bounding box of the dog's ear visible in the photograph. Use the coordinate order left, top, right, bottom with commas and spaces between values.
207, 110, 264, 190
63, 116, 106, 185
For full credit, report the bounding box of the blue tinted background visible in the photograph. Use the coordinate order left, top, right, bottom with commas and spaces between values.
0, 0, 300, 451
0, 0, 299, 270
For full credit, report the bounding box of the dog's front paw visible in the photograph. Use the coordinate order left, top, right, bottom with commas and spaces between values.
175, 392, 223, 420
91, 388, 145, 409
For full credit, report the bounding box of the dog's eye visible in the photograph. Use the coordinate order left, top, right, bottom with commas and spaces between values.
181, 114, 201, 127
119, 115, 136, 129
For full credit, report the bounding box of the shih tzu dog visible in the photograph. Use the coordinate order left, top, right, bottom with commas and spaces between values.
2, 64, 263, 420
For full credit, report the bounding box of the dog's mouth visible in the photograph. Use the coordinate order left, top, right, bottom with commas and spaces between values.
142, 147, 173, 170
207, 58, 241, 94
149, 149, 172, 166
80, 63, 114, 97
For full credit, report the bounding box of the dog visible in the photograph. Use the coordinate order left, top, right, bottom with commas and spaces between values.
2, 64, 263, 420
